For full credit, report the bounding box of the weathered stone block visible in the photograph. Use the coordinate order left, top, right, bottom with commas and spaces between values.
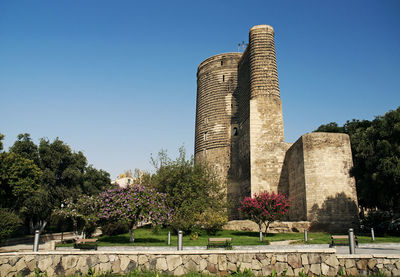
38, 257, 53, 272
287, 254, 301, 268
138, 255, 148, 265
218, 255, 227, 271
309, 264, 321, 275
156, 258, 168, 271
346, 267, 359, 276
301, 254, 308, 265
324, 255, 339, 267
167, 255, 182, 271
207, 262, 218, 273
308, 254, 320, 264
356, 259, 367, 270
209, 254, 218, 264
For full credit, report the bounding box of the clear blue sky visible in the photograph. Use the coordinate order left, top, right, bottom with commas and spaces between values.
1, 0, 399, 179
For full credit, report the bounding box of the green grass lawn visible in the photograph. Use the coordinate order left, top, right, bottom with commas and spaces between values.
57, 226, 400, 247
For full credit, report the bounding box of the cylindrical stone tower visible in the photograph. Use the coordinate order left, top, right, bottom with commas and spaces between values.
195, 53, 242, 180
248, 25, 285, 194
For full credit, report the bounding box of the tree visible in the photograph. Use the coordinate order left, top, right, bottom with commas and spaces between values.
0, 208, 22, 243
0, 133, 4, 151
98, 185, 172, 242
150, 147, 228, 234
239, 191, 292, 241
9, 133, 40, 165
54, 195, 99, 238
0, 152, 42, 210
3, 133, 111, 234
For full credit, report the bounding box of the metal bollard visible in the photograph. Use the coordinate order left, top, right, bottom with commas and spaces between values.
371, 228, 375, 241
348, 228, 356, 254
259, 230, 263, 242
177, 231, 183, 250
33, 230, 40, 252
168, 231, 171, 245
304, 230, 308, 242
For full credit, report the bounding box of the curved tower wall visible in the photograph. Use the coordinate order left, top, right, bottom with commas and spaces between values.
195, 53, 242, 180
248, 25, 286, 194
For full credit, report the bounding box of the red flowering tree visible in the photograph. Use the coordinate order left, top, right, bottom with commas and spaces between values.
98, 185, 173, 242
239, 191, 292, 241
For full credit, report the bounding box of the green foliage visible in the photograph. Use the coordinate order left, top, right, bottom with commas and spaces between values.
54, 195, 99, 237
0, 151, 42, 210
101, 221, 130, 236
0, 133, 112, 234
150, 147, 227, 234
34, 268, 47, 277
197, 209, 228, 235
0, 133, 4, 151
9, 133, 40, 165
315, 107, 400, 215
0, 208, 22, 243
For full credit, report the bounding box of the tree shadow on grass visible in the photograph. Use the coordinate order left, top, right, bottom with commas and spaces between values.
99, 236, 164, 244
230, 231, 259, 237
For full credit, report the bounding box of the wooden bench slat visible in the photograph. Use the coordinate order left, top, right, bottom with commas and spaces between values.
207, 238, 232, 249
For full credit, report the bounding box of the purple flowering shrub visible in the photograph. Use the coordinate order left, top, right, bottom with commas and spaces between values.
98, 185, 173, 242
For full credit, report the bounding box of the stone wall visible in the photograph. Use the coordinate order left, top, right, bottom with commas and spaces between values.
1, 250, 399, 276
303, 133, 358, 232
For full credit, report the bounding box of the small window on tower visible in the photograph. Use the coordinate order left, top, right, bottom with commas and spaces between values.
223, 75, 225, 82
221, 60, 224, 66
233, 127, 238, 136
204, 132, 208, 141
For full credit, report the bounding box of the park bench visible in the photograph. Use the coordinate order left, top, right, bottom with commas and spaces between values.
74, 238, 98, 250
207, 238, 232, 249
330, 235, 358, 248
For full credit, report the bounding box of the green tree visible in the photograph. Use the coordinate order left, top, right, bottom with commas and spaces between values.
0, 133, 4, 151
0, 152, 42, 210
9, 133, 40, 165
0, 208, 22, 243
54, 195, 99, 238
3, 134, 111, 234
151, 147, 227, 234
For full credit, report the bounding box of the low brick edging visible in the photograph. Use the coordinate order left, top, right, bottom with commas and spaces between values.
0, 249, 399, 276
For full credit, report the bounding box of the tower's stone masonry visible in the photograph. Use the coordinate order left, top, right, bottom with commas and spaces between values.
194, 25, 358, 232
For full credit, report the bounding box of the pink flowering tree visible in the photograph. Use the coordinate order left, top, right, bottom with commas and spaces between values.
239, 191, 292, 241
98, 185, 173, 242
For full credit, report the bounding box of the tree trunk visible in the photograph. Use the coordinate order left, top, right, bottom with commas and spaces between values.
259, 225, 263, 242
129, 228, 135, 242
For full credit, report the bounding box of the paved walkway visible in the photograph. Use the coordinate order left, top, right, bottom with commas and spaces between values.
1, 238, 399, 255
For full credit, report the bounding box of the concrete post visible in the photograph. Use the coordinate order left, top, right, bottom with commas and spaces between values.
348, 228, 356, 254
259, 230, 263, 242
371, 228, 375, 241
168, 231, 171, 245
304, 230, 308, 242
33, 230, 40, 252
177, 231, 183, 250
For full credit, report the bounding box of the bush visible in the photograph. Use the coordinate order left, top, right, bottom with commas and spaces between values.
151, 147, 227, 234
360, 210, 393, 236
101, 221, 129, 236
198, 209, 228, 235
0, 209, 22, 243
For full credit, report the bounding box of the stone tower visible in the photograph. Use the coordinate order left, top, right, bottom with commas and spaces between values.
195, 53, 242, 179
194, 25, 358, 231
